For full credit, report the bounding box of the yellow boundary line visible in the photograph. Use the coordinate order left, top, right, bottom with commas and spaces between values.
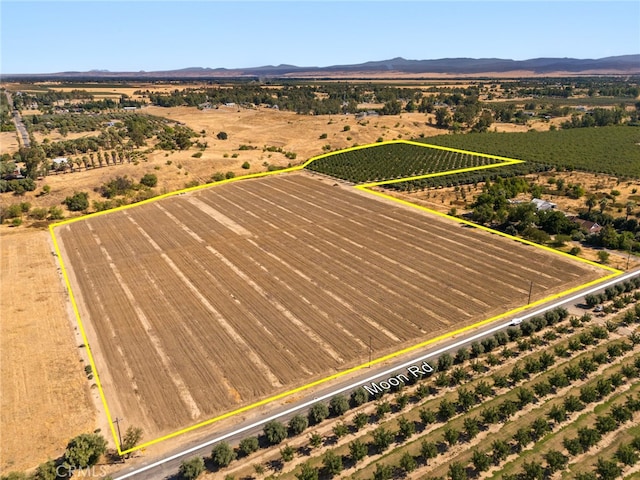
48, 139, 622, 455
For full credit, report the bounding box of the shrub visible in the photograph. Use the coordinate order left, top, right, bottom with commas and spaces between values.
140, 173, 158, 187
288, 414, 309, 436
308, 403, 329, 425
263, 420, 287, 445
179, 456, 205, 479
241, 161, 250, 169
191, 152, 203, 158
330, 395, 350, 417
239, 436, 259, 456
63, 433, 107, 468
217, 131, 228, 140
63, 191, 89, 212
211, 442, 236, 467
30, 207, 48, 220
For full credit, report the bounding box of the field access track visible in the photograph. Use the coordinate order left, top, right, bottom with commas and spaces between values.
55, 171, 604, 446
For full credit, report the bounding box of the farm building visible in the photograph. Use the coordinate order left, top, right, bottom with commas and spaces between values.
531, 198, 557, 211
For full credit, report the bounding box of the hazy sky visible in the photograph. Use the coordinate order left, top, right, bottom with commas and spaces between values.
1, 1, 639, 73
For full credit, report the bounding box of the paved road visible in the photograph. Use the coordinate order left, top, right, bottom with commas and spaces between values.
4, 91, 30, 148
112, 268, 640, 479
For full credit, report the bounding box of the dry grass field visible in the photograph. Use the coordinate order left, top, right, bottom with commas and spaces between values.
54, 171, 605, 445
0, 229, 95, 474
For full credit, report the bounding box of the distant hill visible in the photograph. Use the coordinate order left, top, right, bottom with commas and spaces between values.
3, 55, 639, 80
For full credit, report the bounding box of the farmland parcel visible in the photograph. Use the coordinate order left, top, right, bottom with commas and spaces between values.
54, 171, 606, 449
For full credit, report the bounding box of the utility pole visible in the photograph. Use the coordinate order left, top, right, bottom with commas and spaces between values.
627, 248, 632, 270
113, 417, 123, 449
528, 280, 534, 305
368, 335, 372, 367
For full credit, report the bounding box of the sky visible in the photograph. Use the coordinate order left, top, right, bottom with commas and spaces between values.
1, 1, 639, 74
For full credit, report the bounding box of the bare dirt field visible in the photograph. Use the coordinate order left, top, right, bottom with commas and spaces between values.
54, 171, 606, 446
0, 131, 20, 154
0, 229, 95, 474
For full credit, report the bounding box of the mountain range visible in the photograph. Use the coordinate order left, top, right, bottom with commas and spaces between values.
3, 55, 639, 80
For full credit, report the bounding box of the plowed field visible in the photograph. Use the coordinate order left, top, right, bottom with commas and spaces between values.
54, 172, 604, 441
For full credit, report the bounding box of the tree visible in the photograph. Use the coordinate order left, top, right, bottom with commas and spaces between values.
376, 401, 392, 418
420, 407, 437, 425
332, 422, 348, 438
34, 460, 57, 480
217, 131, 228, 140
517, 387, 536, 408
322, 451, 343, 475
353, 412, 369, 430
444, 427, 460, 447
585, 195, 597, 214
577, 427, 602, 451
179, 456, 205, 480
351, 388, 369, 406
530, 417, 550, 440
457, 388, 475, 411
263, 420, 287, 445
140, 173, 157, 187
492, 439, 510, 464
372, 426, 394, 452
397, 416, 416, 439
395, 392, 410, 410
399, 451, 417, 473
475, 381, 493, 399
63, 191, 89, 212
437, 353, 454, 371
330, 395, 350, 417
610, 404, 633, 424
463, 417, 480, 440
281, 444, 295, 462
595, 415, 618, 434
435, 107, 452, 129
373, 463, 393, 480
120, 426, 143, 457
63, 433, 107, 469
438, 399, 456, 421
544, 449, 568, 473
309, 432, 323, 448
308, 403, 329, 425
563, 437, 584, 456
513, 427, 531, 451
211, 442, 236, 468
448, 461, 467, 480
598, 250, 610, 264
521, 460, 544, 480
472, 450, 491, 472
595, 457, 622, 480
481, 406, 500, 424
239, 436, 259, 456
349, 439, 367, 463
564, 395, 585, 413
499, 399, 518, 421
289, 414, 309, 436
615, 443, 638, 466
296, 462, 319, 480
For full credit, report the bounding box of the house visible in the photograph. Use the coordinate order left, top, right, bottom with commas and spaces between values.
123, 106, 137, 111
531, 198, 557, 211
52, 157, 68, 165
569, 216, 602, 234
